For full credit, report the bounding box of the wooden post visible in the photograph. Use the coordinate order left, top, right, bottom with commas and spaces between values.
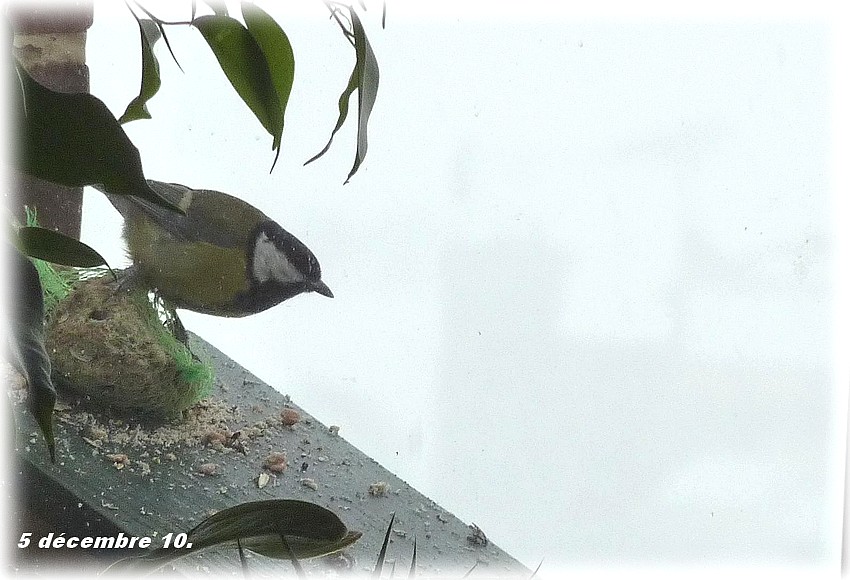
9, 1, 94, 237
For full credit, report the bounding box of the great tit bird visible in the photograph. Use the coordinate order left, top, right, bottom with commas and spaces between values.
95, 180, 333, 317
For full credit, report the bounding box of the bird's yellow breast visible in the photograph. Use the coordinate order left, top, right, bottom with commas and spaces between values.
125, 217, 251, 315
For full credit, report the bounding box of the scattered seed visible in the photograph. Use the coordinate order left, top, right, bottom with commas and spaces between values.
467, 523, 488, 546
368, 481, 389, 497
106, 453, 129, 468
263, 452, 287, 473
280, 408, 300, 427
201, 430, 229, 447
198, 463, 219, 476
257, 472, 271, 489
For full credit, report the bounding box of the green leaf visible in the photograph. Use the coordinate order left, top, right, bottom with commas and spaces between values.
17, 226, 110, 269
15, 62, 183, 214
119, 19, 163, 124
303, 67, 356, 167
112, 500, 361, 572
10, 248, 56, 462
241, 1, 295, 169
305, 7, 380, 184
194, 15, 283, 150
346, 9, 380, 183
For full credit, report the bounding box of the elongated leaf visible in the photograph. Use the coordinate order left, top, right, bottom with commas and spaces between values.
110, 499, 361, 572
236, 538, 249, 575
279, 534, 305, 577
346, 9, 380, 183
17, 226, 110, 269
122, 1, 183, 71
372, 512, 394, 578
409, 536, 417, 578
10, 247, 56, 462
241, 1, 295, 169
15, 62, 182, 214
194, 15, 283, 146
305, 6, 380, 184
119, 18, 162, 124
303, 68, 357, 166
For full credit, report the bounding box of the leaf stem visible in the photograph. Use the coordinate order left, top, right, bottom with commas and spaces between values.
126, 0, 193, 26
323, 0, 356, 46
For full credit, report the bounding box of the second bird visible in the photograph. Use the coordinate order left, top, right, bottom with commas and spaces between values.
98, 180, 333, 317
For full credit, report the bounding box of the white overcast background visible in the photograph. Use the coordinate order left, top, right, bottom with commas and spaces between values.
73, 0, 850, 575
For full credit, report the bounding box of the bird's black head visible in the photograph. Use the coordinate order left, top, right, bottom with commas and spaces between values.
237, 221, 333, 314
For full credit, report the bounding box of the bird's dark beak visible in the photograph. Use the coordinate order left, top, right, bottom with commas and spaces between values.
311, 280, 334, 298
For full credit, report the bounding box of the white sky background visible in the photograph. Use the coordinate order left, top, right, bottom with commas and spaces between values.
77, 0, 848, 573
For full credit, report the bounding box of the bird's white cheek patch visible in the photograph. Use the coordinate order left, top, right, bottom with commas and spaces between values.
252, 233, 305, 284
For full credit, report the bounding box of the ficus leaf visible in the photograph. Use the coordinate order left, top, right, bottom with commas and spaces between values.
123, 1, 183, 70
241, 1, 295, 170
119, 18, 163, 124
372, 512, 394, 578
17, 226, 111, 270
236, 538, 248, 574
529, 559, 544, 578
279, 534, 306, 577
10, 248, 56, 462
303, 68, 357, 167
110, 499, 362, 572
305, 6, 379, 184
346, 8, 380, 183
194, 15, 283, 151
15, 62, 182, 214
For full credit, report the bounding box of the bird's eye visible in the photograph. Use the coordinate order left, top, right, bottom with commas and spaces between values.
309, 256, 321, 279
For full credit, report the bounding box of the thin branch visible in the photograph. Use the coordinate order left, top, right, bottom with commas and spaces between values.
127, 0, 194, 25
124, 0, 185, 72
156, 22, 184, 72
322, 0, 356, 47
